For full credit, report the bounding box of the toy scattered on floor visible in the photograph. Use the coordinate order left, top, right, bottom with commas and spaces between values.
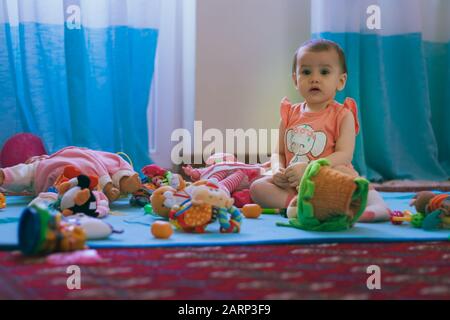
0, 192, 5, 209
144, 204, 154, 215
150, 185, 192, 219
277, 158, 369, 231
242, 204, 286, 219
54, 165, 99, 192
389, 192, 450, 231
64, 213, 123, 240
169, 181, 243, 233
19, 205, 87, 256
151, 221, 173, 239
58, 175, 101, 217
129, 164, 187, 208
142, 164, 186, 190
182, 153, 267, 196
389, 210, 424, 228
28, 172, 110, 218
0, 146, 141, 203
242, 204, 262, 219
129, 186, 153, 207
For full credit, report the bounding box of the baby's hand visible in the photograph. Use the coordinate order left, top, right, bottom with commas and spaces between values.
272, 168, 290, 189
284, 162, 308, 188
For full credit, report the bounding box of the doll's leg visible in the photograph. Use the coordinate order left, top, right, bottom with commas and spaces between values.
358, 188, 390, 222
250, 176, 297, 209
218, 170, 246, 195
0, 162, 39, 193
209, 170, 229, 181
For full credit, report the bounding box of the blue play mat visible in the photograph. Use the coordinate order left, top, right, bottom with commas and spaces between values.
0, 193, 448, 250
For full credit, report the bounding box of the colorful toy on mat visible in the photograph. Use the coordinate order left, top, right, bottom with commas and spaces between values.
242, 204, 286, 219
389, 210, 425, 228
129, 164, 187, 208
142, 164, 186, 190
151, 221, 173, 239
129, 185, 154, 207
0, 192, 5, 209
64, 213, 123, 240
18, 205, 87, 256
277, 158, 369, 231
54, 165, 99, 192
150, 185, 192, 218
57, 174, 102, 218
182, 153, 267, 196
169, 180, 243, 233
391, 191, 450, 231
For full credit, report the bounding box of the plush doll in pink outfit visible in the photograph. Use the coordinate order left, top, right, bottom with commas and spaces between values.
0, 146, 141, 203
182, 153, 267, 196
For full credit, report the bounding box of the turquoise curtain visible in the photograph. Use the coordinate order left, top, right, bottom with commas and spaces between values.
0, 0, 160, 171
312, 0, 449, 181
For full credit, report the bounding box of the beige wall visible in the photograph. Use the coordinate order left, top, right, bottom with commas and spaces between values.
196, 0, 311, 137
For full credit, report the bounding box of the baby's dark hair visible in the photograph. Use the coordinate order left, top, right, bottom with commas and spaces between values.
292, 39, 347, 75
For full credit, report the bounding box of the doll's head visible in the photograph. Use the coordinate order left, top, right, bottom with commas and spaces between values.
292, 39, 347, 108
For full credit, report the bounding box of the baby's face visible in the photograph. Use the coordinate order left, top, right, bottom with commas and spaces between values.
293, 49, 347, 107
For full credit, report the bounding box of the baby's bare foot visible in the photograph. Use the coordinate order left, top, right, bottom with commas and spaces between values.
119, 174, 141, 194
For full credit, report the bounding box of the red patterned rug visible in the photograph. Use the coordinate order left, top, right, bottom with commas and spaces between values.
1, 242, 449, 300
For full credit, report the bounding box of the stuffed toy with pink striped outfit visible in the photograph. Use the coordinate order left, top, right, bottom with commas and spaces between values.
182, 153, 267, 196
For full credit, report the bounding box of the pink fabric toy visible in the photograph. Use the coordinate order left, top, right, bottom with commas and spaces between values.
0, 146, 140, 202
183, 153, 267, 195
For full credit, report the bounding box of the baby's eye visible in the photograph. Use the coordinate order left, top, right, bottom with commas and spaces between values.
320, 69, 330, 75
301, 69, 311, 75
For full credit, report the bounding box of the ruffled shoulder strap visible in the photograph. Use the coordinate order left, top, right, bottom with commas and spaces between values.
343, 97, 360, 135
280, 96, 293, 127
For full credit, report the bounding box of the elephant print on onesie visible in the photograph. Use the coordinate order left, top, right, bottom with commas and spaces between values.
286, 124, 327, 165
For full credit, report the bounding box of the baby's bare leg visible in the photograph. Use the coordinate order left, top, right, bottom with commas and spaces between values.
250, 176, 297, 208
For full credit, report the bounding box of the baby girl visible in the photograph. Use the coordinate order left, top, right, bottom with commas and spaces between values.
250, 39, 389, 222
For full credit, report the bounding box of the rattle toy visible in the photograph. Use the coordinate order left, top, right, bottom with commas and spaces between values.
278, 158, 369, 231
242, 204, 286, 219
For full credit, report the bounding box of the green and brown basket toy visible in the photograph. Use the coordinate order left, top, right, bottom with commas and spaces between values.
277, 158, 369, 231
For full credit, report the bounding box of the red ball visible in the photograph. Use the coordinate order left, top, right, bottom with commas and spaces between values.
0, 133, 47, 168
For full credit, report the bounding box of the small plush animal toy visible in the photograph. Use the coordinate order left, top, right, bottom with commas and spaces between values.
409, 191, 450, 230
58, 175, 99, 218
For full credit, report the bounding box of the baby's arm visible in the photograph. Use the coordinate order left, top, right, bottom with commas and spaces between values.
271, 120, 286, 172
326, 111, 356, 168
272, 121, 290, 188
